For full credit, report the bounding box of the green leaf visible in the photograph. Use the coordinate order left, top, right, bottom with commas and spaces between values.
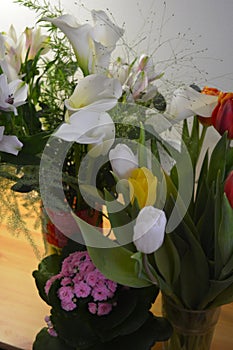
33, 328, 75, 350
32, 254, 62, 305
176, 221, 210, 308
154, 234, 180, 286
88, 246, 151, 288
217, 194, 233, 266
207, 132, 228, 186
193, 151, 209, 223
74, 215, 151, 287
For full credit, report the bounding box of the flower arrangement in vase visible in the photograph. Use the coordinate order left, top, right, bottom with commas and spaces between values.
0, 1, 232, 350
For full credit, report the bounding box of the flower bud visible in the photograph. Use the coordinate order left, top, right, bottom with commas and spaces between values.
133, 206, 166, 254
128, 167, 157, 208
211, 93, 233, 139
224, 171, 233, 208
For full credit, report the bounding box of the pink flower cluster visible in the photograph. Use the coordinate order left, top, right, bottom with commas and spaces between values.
45, 251, 118, 316
44, 315, 58, 337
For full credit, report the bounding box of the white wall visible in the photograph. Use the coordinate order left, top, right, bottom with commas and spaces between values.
1, 0, 233, 90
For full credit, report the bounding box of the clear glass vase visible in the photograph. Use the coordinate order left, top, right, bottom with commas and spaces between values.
162, 294, 221, 350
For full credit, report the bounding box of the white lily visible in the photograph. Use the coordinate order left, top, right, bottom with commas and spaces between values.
166, 86, 218, 121
65, 74, 122, 116
133, 206, 166, 254
54, 110, 115, 157
0, 74, 28, 115
0, 126, 23, 155
109, 143, 138, 179
43, 10, 124, 75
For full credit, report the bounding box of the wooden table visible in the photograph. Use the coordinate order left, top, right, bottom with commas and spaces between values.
0, 210, 233, 349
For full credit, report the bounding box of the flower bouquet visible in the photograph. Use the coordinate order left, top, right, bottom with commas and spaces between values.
1, 1, 232, 350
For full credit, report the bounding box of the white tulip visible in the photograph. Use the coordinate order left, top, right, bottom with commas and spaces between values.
133, 206, 166, 254
0, 126, 23, 155
109, 144, 138, 179
54, 110, 115, 157
166, 86, 218, 121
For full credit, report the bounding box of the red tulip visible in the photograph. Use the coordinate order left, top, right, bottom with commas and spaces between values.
211, 93, 233, 139
224, 171, 233, 208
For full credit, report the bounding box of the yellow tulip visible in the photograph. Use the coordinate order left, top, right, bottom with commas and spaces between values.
128, 167, 157, 208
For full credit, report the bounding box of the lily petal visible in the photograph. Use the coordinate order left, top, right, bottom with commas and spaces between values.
54, 110, 115, 156
166, 86, 218, 121
65, 74, 122, 113
0, 126, 23, 155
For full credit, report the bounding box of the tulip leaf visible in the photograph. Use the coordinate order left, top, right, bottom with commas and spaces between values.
175, 221, 210, 309
74, 215, 151, 287
217, 194, 233, 267
154, 234, 180, 286
207, 132, 227, 186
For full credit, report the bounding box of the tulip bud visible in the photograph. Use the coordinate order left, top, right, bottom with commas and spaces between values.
211, 94, 233, 139
224, 171, 233, 208
128, 167, 157, 208
133, 206, 166, 254
109, 143, 138, 179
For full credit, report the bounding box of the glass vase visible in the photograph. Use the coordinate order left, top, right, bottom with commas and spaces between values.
162, 294, 221, 350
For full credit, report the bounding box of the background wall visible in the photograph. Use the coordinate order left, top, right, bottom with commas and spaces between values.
2, 0, 233, 91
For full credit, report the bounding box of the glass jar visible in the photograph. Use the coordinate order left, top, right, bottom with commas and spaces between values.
162, 294, 221, 350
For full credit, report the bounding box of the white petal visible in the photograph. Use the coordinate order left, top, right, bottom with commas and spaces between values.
133, 206, 166, 254
109, 144, 138, 179
166, 86, 218, 121
54, 110, 115, 156
0, 126, 4, 141
0, 134, 23, 155
91, 10, 124, 50
43, 15, 92, 75
65, 74, 122, 112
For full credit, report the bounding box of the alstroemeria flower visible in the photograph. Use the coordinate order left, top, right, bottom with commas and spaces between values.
0, 126, 23, 155
43, 10, 124, 75
128, 167, 157, 208
65, 74, 122, 116
118, 54, 162, 102
24, 26, 50, 60
0, 74, 28, 115
166, 86, 218, 121
211, 92, 233, 139
0, 25, 24, 81
133, 206, 166, 254
109, 144, 138, 179
54, 110, 115, 157
224, 171, 233, 208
